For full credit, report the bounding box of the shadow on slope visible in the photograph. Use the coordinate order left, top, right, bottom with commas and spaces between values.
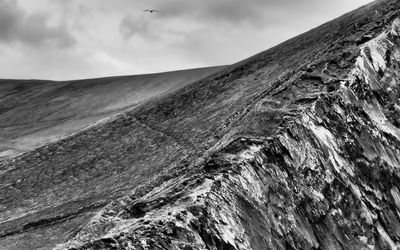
1, 0, 400, 249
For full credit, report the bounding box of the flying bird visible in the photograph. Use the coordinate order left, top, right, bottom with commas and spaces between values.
143, 9, 160, 13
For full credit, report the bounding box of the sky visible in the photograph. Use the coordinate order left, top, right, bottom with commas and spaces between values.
0, 0, 374, 80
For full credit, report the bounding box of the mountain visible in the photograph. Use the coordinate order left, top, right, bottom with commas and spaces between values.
1, 0, 400, 249
0, 66, 225, 159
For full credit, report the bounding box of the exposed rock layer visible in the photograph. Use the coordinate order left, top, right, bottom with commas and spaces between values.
1, 0, 400, 249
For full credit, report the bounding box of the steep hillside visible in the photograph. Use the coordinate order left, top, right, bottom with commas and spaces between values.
0, 66, 224, 159
1, 0, 400, 249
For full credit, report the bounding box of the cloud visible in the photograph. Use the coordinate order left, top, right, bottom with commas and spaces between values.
78, 4, 91, 16
152, 0, 372, 28
153, 0, 283, 26
0, 0, 76, 48
51, 0, 72, 5
0, 0, 374, 80
119, 14, 159, 40
116, 0, 313, 43
87, 51, 130, 72
118, 0, 273, 41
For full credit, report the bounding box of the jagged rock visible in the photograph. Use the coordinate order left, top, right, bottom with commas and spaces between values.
1, 0, 400, 249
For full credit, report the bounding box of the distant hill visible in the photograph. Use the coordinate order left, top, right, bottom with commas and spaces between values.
0, 66, 225, 159
1, 0, 400, 249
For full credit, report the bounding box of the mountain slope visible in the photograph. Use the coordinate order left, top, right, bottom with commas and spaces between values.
0, 66, 225, 159
1, 0, 400, 249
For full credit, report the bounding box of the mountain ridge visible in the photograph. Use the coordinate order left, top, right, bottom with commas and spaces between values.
0, 66, 225, 159
1, 0, 400, 249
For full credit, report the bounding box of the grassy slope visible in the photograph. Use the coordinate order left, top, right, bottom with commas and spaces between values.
0, 66, 225, 158
1, 0, 399, 249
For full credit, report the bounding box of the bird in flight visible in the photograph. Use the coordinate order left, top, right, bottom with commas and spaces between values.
143, 9, 160, 13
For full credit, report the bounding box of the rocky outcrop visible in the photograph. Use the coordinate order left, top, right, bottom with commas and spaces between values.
56, 11, 400, 250
2, 1, 400, 249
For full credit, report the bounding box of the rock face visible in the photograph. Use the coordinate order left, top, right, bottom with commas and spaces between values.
1, 0, 400, 249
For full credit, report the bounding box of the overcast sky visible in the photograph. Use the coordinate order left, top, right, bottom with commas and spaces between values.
0, 0, 373, 80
